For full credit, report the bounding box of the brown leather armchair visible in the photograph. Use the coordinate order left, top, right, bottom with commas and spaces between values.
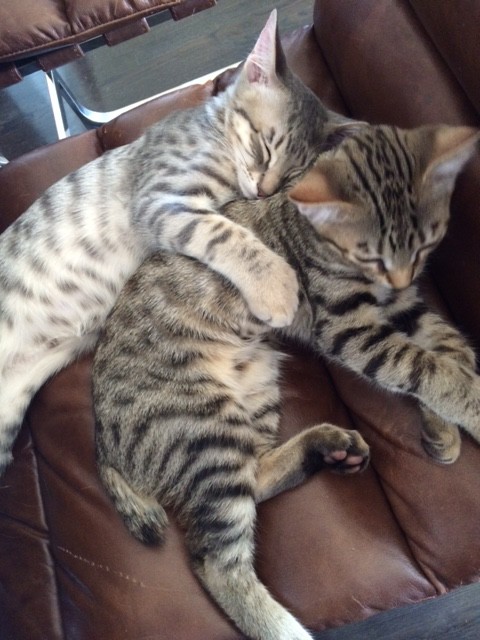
1, 1, 479, 638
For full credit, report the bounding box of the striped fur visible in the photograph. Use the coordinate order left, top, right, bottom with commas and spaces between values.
94, 122, 478, 639
278, 123, 479, 463
0, 10, 336, 476
93, 255, 369, 640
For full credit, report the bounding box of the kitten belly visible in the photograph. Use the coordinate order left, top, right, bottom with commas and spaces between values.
203, 339, 284, 403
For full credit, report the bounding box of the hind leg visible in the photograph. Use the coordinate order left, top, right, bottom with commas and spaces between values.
255, 424, 370, 503
0, 336, 95, 476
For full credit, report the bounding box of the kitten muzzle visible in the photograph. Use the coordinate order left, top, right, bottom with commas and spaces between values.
386, 266, 414, 290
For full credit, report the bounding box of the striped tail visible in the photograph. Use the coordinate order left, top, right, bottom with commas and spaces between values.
100, 465, 312, 639
187, 492, 312, 640
195, 556, 313, 640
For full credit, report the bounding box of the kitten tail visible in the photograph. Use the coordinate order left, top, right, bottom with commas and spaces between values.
100, 465, 169, 544
193, 538, 313, 640
100, 465, 312, 638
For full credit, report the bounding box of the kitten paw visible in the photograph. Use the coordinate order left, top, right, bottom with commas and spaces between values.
304, 425, 370, 476
323, 448, 368, 474
244, 256, 299, 328
420, 406, 461, 464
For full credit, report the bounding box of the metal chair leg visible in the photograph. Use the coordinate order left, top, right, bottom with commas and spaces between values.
45, 71, 71, 139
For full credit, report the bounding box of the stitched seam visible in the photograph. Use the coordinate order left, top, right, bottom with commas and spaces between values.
55, 545, 148, 587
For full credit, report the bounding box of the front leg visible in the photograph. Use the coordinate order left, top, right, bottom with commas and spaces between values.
384, 291, 477, 370
140, 207, 299, 328
319, 314, 480, 454
385, 292, 476, 462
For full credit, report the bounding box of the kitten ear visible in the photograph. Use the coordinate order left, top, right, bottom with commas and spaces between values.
243, 9, 286, 85
288, 165, 355, 225
321, 112, 367, 151
422, 126, 479, 194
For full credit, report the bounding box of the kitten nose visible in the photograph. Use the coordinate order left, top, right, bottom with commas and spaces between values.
257, 186, 267, 198
387, 267, 413, 289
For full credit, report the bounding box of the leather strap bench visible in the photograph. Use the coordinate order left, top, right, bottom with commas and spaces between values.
0, 0, 215, 88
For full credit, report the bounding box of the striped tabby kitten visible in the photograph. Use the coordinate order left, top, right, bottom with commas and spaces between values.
0, 10, 335, 476
93, 123, 478, 640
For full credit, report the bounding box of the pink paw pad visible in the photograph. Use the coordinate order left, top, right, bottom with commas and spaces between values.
325, 449, 366, 472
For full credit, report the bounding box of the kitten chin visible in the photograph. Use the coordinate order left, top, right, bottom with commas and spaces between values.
372, 282, 398, 306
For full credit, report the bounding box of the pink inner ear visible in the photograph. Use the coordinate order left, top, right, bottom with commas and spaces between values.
289, 166, 337, 205
245, 9, 277, 85
246, 59, 265, 84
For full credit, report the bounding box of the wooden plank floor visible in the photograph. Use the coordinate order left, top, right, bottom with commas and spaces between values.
0, 0, 312, 159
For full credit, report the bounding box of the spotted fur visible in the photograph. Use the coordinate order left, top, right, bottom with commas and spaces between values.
0, 10, 339, 476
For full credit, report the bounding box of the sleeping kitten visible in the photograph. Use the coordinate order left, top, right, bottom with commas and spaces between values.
0, 9, 338, 476
285, 124, 479, 464
93, 123, 478, 640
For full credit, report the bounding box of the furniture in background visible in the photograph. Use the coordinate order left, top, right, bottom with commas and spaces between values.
0, 0, 215, 139
0, 1, 480, 638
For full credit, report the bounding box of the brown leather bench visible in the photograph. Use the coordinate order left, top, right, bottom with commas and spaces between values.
0, 0, 215, 142
0, 1, 479, 638
0, 0, 215, 88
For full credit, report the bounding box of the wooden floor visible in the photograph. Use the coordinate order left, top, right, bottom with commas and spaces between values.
1, 1, 479, 637
0, 0, 312, 160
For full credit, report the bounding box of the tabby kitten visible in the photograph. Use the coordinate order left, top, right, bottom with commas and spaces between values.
285, 124, 480, 464
93, 122, 478, 640
93, 241, 370, 640
0, 9, 335, 476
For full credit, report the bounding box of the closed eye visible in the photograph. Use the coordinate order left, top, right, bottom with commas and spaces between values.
354, 255, 387, 273
261, 138, 271, 167
413, 240, 441, 267
249, 137, 270, 170
420, 240, 441, 253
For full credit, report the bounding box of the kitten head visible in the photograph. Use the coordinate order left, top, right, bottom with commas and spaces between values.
289, 124, 479, 289
225, 10, 330, 199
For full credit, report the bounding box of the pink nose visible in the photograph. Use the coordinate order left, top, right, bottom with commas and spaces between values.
387, 267, 413, 289
257, 187, 267, 198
